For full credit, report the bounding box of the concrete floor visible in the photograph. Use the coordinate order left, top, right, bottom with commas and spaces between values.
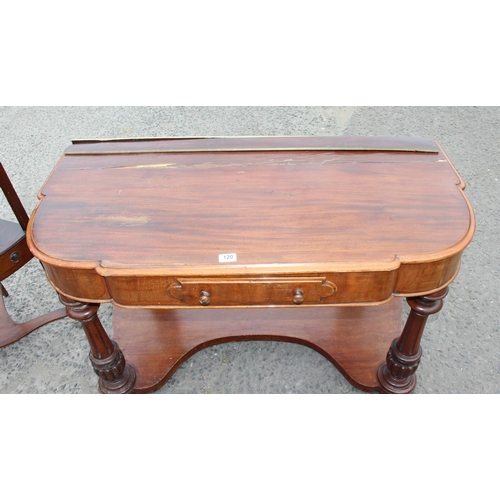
0, 106, 498, 394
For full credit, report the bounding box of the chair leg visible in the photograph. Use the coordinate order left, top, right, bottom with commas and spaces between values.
0, 291, 67, 348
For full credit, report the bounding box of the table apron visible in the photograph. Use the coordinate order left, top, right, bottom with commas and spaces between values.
41, 254, 463, 306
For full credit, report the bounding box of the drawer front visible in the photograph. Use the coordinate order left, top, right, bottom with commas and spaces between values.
0, 237, 32, 282
104, 271, 397, 307
167, 277, 337, 306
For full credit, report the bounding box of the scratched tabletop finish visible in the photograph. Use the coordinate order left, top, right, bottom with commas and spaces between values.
29, 136, 473, 274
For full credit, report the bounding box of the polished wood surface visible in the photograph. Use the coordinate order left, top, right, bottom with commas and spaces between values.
378, 288, 448, 393
113, 298, 403, 393
25, 137, 475, 393
59, 295, 136, 393
28, 136, 474, 307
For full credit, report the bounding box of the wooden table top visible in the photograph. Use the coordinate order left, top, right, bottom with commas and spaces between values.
27, 136, 475, 306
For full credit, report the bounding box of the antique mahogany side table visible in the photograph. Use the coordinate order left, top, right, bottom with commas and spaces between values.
27, 136, 475, 394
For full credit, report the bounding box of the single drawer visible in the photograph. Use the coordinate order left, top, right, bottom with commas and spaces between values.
0, 237, 32, 282
167, 277, 337, 306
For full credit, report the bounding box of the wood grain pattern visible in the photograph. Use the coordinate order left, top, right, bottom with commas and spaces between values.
113, 298, 403, 393
24, 136, 475, 394
27, 136, 474, 307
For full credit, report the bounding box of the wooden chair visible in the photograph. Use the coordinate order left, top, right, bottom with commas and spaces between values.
0, 161, 66, 348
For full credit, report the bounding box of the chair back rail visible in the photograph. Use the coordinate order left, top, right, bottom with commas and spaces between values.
0, 161, 29, 231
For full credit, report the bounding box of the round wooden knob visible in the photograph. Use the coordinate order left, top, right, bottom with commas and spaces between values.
293, 289, 304, 304
199, 290, 211, 306
9, 251, 20, 263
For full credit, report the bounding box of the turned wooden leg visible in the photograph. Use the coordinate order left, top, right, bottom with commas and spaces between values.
60, 295, 136, 394
377, 287, 448, 394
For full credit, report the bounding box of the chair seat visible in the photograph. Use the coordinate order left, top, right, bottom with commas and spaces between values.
0, 217, 65, 348
0, 218, 25, 252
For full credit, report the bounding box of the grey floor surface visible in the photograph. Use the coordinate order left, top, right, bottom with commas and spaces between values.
0, 106, 498, 394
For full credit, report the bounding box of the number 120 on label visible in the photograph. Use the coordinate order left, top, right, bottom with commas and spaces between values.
219, 253, 237, 263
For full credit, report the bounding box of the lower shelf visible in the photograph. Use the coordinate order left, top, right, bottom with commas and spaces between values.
112, 299, 403, 394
